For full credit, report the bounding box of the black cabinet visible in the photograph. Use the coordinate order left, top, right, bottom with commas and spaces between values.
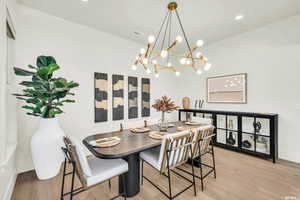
179, 109, 278, 163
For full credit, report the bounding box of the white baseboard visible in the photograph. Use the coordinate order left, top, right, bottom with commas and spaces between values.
3, 172, 17, 200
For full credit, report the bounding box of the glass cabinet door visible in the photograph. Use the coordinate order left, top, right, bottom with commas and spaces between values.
241, 116, 271, 155
215, 115, 238, 148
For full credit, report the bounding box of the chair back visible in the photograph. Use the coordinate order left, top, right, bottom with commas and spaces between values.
121, 120, 145, 130
191, 116, 213, 125
144, 117, 160, 127
158, 130, 194, 173
62, 137, 88, 188
191, 126, 215, 159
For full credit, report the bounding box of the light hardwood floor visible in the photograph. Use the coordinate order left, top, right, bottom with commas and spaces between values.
12, 147, 300, 200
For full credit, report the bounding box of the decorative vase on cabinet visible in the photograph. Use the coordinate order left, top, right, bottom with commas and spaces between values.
13, 56, 79, 180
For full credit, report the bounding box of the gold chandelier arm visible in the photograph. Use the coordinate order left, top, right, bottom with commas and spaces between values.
145, 43, 152, 58
138, 60, 148, 70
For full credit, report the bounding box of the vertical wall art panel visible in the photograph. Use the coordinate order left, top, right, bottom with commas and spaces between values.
141, 78, 150, 117
112, 75, 124, 120
94, 72, 108, 122
128, 76, 138, 119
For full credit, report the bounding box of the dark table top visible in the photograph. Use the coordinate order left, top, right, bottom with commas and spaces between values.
83, 121, 198, 159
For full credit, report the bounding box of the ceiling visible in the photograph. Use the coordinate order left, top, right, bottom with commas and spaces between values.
19, 0, 300, 46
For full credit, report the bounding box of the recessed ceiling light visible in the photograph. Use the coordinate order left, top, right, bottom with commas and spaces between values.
81, 0, 88, 2
235, 14, 244, 21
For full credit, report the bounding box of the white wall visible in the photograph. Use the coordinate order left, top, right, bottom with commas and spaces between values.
15, 5, 178, 172
175, 15, 300, 163
0, 0, 18, 199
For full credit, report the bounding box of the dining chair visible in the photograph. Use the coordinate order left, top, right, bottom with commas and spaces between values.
139, 130, 197, 200
144, 117, 160, 127
177, 125, 216, 191
60, 136, 128, 200
191, 116, 213, 125
120, 120, 145, 131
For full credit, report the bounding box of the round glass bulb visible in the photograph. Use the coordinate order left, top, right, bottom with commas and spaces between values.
132, 65, 137, 71
197, 69, 202, 75
135, 56, 140, 60
176, 36, 183, 43
196, 40, 204, 47
146, 68, 151, 74
160, 50, 168, 58
204, 63, 212, 71
148, 35, 155, 44
142, 58, 148, 64
196, 52, 202, 58
155, 73, 159, 78
175, 71, 180, 76
180, 58, 186, 65
186, 60, 191, 65
152, 59, 157, 64
167, 62, 172, 67
140, 48, 146, 54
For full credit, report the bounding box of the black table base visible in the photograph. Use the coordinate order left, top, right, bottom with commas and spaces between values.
119, 153, 140, 197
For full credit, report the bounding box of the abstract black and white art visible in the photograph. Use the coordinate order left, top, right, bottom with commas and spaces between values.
112, 74, 124, 120
141, 78, 150, 117
128, 76, 138, 119
94, 72, 108, 122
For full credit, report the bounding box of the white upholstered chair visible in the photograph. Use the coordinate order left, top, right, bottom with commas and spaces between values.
61, 137, 128, 200
121, 120, 145, 130
144, 117, 160, 127
139, 130, 197, 199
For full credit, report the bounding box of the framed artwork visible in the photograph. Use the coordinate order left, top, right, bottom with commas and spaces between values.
94, 73, 108, 122
141, 78, 150, 117
112, 74, 124, 120
207, 73, 247, 103
128, 76, 138, 119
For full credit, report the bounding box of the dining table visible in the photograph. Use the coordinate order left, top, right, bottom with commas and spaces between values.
82, 121, 205, 197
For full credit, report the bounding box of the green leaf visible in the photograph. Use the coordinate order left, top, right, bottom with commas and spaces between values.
26, 113, 40, 117
22, 105, 35, 111
36, 56, 56, 67
16, 97, 27, 101
14, 67, 35, 76
67, 81, 79, 88
20, 81, 42, 88
26, 98, 40, 104
53, 78, 67, 88
28, 65, 37, 69
37, 63, 60, 77
60, 99, 75, 103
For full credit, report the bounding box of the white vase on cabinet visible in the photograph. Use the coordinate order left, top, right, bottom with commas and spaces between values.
31, 118, 65, 180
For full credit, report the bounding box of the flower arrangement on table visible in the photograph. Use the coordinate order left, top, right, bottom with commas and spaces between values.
152, 96, 179, 131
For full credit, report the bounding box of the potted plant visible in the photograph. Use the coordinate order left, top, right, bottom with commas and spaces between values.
152, 96, 178, 131
14, 56, 79, 180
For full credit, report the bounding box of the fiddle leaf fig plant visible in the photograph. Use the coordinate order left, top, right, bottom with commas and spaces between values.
13, 56, 79, 118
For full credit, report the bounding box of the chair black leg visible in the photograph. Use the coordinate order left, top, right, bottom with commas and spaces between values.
211, 143, 217, 178
108, 179, 111, 189
141, 160, 144, 185
190, 157, 197, 196
60, 159, 67, 200
198, 154, 204, 191
121, 175, 127, 200
70, 164, 76, 200
167, 168, 172, 200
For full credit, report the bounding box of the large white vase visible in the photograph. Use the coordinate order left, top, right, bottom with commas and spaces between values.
31, 118, 65, 180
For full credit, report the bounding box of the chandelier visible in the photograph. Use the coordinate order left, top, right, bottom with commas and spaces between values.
131, 2, 212, 78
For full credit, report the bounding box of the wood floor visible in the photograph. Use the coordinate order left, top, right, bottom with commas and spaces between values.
12, 147, 300, 200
